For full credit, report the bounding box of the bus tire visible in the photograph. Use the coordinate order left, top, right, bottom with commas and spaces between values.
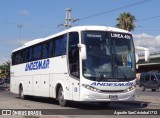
58, 86, 68, 107
19, 85, 25, 99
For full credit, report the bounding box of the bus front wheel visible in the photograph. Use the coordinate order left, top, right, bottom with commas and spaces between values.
58, 87, 68, 107
19, 85, 25, 99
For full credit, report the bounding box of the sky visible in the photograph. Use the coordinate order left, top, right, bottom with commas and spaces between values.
0, 0, 160, 64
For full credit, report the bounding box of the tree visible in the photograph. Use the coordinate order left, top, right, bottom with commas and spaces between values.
3, 61, 11, 79
0, 61, 11, 79
116, 12, 136, 31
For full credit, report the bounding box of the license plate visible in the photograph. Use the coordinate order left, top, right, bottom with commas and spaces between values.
109, 95, 118, 100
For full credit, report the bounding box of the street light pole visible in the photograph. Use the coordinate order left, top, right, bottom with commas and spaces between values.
17, 24, 23, 45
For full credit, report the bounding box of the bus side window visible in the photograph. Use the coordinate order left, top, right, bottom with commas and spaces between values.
48, 40, 53, 57
22, 49, 27, 63
17, 52, 22, 64
14, 53, 18, 65
12, 53, 15, 65
25, 49, 29, 62
42, 42, 49, 59
29, 47, 33, 61
61, 34, 67, 55
33, 45, 41, 61
68, 32, 79, 78
54, 34, 67, 56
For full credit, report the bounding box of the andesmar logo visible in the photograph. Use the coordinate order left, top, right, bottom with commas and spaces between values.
25, 59, 50, 71
91, 82, 133, 86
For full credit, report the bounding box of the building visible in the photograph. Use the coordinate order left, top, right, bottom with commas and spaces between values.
137, 53, 160, 73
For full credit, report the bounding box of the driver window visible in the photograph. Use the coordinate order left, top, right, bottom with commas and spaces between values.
68, 32, 79, 78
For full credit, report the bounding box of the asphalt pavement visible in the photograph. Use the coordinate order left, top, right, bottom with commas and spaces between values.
0, 85, 160, 109
0, 85, 160, 118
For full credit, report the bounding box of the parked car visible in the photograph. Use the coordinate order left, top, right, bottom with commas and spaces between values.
4, 78, 10, 84
139, 72, 160, 91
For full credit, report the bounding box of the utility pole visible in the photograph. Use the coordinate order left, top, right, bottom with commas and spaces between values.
65, 8, 72, 29
58, 8, 79, 30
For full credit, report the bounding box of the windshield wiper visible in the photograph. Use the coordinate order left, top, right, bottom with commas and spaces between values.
96, 73, 104, 82
115, 65, 129, 82
112, 53, 129, 82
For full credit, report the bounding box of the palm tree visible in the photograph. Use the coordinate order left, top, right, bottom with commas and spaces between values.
2, 61, 11, 79
0, 65, 6, 78
116, 12, 136, 31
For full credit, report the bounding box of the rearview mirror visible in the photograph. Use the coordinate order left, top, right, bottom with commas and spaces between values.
135, 46, 150, 62
135, 53, 139, 63
77, 44, 87, 60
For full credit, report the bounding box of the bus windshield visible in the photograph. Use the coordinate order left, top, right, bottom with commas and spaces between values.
82, 31, 135, 82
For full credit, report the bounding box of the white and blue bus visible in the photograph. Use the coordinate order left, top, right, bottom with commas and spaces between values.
10, 26, 148, 107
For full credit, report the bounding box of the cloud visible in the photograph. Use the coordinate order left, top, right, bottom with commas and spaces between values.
133, 33, 160, 53
133, 33, 153, 39
18, 10, 30, 16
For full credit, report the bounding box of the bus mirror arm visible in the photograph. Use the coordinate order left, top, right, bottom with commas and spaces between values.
77, 44, 87, 60
135, 46, 150, 62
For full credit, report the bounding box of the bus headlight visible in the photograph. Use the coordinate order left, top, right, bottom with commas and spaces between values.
125, 85, 136, 92
82, 84, 100, 92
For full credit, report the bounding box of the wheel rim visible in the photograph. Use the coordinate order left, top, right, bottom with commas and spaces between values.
59, 88, 64, 103
20, 87, 23, 98
60, 91, 64, 102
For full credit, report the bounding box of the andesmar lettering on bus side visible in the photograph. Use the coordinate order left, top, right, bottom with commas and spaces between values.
91, 82, 133, 86
25, 59, 50, 71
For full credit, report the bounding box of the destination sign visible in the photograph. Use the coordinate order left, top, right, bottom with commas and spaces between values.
111, 33, 131, 39
87, 34, 102, 38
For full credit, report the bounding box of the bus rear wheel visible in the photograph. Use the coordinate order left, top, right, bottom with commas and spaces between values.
19, 85, 25, 99
58, 87, 68, 107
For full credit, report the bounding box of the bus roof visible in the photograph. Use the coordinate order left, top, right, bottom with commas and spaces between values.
12, 25, 130, 52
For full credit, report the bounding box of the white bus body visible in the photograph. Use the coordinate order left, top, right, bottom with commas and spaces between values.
11, 26, 136, 106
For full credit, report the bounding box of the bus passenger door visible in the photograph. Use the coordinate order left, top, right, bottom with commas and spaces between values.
68, 32, 80, 100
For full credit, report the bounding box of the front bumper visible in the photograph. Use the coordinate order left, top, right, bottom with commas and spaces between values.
80, 87, 135, 102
